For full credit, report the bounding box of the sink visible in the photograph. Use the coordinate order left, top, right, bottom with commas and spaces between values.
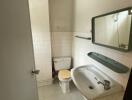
71, 65, 123, 100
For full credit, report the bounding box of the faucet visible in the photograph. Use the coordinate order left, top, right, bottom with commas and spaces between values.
97, 80, 111, 90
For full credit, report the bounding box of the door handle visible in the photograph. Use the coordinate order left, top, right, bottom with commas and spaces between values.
32, 69, 40, 75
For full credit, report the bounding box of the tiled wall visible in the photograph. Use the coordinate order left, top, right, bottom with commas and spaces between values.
49, 0, 73, 57
72, 0, 132, 89
32, 32, 52, 83
29, 0, 52, 86
72, 32, 132, 89
52, 32, 72, 57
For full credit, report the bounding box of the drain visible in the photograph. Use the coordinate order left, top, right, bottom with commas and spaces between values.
89, 86, 94, 89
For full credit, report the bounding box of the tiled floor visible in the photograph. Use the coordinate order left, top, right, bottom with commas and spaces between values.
38, 79, 124, 100
38, 79, 85, 100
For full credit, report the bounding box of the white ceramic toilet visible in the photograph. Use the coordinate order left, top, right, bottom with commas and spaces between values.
53, 57, 72, 93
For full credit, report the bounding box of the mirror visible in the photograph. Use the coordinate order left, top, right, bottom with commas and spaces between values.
92, 7, 132, 51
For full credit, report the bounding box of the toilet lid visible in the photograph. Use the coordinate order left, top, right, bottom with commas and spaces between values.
58, 70, 71, 80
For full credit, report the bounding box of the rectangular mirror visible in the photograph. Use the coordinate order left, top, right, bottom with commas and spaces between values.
92, 7, 132, 51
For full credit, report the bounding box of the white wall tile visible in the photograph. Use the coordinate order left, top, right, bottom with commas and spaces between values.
29, 0, 52, 84
52, 32, 72, 57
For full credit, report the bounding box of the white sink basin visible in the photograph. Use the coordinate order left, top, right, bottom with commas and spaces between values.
71, 65, 123, 100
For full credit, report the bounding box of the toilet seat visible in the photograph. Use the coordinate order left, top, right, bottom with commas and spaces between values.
58, 70, 71, 81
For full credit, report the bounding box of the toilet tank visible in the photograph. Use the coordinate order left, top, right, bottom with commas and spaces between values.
53, 57, 71, 71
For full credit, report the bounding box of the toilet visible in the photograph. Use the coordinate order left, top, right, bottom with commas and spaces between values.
53, 57, 72, 93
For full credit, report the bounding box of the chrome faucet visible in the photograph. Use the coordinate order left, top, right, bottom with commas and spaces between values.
97, 80, 111, 90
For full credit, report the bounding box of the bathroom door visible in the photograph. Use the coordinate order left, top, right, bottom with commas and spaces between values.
0, 0, 39, 100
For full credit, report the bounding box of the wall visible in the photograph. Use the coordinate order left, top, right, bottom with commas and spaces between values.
52, 32, 72, 57
72, 0, 132, 89
28, 0, 52, 86
49, 0, 73, 57
73, 0, 132, 32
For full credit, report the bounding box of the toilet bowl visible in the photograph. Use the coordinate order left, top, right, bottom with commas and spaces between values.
53, 57, 72, 93
58, 70, 72, 93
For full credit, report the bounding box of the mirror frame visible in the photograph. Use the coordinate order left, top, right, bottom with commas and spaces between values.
92, 7, 132, 52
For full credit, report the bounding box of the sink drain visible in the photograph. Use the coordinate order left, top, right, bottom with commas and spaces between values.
89, 86, 94, 89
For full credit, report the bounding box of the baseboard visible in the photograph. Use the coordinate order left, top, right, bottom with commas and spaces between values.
37, 79, 53, 87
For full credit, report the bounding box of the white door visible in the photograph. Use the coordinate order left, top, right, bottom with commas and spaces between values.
0, 0, 39, 100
